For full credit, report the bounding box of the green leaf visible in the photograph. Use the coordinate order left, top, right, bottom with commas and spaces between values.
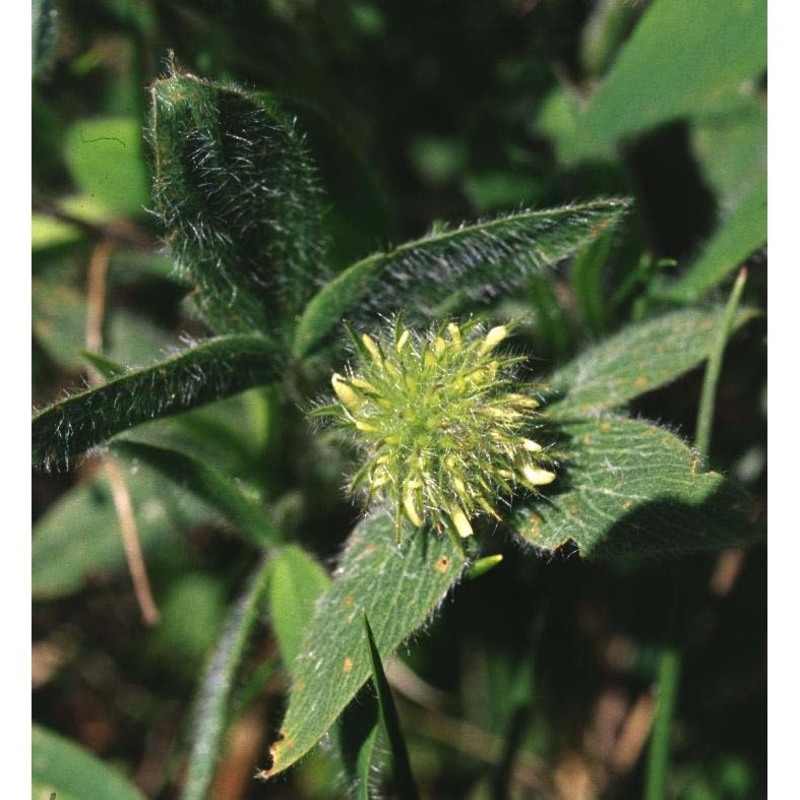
80, 350, 127, 380
33, 0, 59, 76
32, 213, 83, 251
512, 416, 753, 558
111, 441, 281, 549
64, 117, 151, 217
364, 614, 420, 799
32, 462, 209, 599
547, 306, 757, 416
32, 334, 283, 472
32, 724, 146, 800
148, 70, 326, 336
258, 515, 467, 779
580, 0, 642, 77
119, 387, 275, 486
294, 198, 630, 358
291, 102, 396, 268
659, 176, 767, 303
183, 558, 272, 800
570, 229, 615, 336
559, 0, 766, 160
690, 99, 767, 213
267, 545, 332, 667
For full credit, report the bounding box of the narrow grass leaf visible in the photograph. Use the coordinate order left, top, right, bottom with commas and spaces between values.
331, 688, 382, 800
32, 334, 283, 472
364, 614, 419, 800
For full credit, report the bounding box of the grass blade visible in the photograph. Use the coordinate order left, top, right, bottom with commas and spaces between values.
364, 613, 419, 800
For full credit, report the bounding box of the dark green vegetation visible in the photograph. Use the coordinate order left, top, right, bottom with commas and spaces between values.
33, 1, 766, 798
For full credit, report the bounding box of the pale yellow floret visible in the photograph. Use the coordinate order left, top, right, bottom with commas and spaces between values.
331, 373, 362, 412
507, 393, 540, 409
403, 489, 424, 527
396, 328, 411, 352
449, 507, 474, 538
520, 438, 543, 453
361, 333, 383, 364
478, 325, 508, 355
520, 464, 557, 487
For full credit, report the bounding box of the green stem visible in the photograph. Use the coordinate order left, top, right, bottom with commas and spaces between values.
645, 269, 747, 798
645, 648, 682, 800
694, 268, 748, 468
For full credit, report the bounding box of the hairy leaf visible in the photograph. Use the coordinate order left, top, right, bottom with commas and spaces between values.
148, 69, 326, 336
183, 558, 272, 800
33, 335, 283, 472
293, 199, 630, 357
512, 416, 753, 558
258, 514, 466, 779
546, 306, 757, 416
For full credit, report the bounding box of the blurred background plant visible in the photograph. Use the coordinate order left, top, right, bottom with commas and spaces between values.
32, 0, 766, 797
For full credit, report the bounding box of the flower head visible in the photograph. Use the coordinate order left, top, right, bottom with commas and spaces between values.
313, 318, 556, 540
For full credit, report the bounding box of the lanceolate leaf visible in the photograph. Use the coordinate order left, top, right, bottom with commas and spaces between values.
512, 416, 753, 558
33, 335, 283, 472
149, 69, 326, 336
111, 440, 282, 549
293, 199, 630, 358
258, 514, 467, 779
546, 306, 758, 417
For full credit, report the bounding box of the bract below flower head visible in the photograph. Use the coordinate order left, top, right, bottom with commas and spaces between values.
314, 317, 556, 541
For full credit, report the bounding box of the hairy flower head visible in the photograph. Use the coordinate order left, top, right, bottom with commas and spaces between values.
313, 318, 556, 540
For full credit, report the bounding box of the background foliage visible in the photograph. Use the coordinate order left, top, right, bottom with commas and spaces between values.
32, 1, 766, 798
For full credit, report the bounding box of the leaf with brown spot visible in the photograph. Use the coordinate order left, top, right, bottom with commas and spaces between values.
260, 514, 466, 779
546, 306, 757, 417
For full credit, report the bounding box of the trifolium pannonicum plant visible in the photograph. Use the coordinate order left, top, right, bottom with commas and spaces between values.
312, 317, 557, 541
